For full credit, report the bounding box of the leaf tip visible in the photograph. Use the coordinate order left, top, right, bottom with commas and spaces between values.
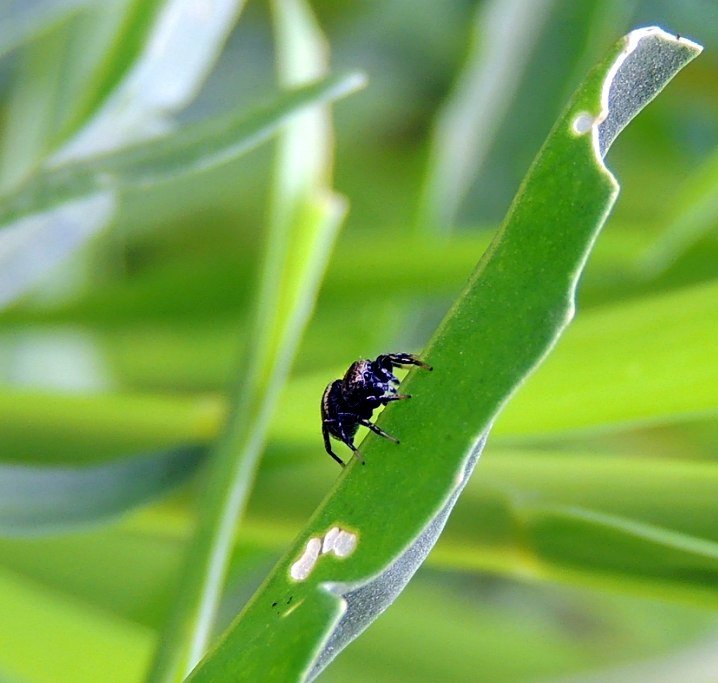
597, 26, 703, 157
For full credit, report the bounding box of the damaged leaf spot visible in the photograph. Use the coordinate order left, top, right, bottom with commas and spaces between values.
324, 527, 358, 558
572, 111, 595, 135
321, 526, 340, 554
290, 537, 322, 581
289, 526, 358, 582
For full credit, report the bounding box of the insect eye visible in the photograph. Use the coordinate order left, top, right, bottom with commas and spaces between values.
363, 371, 372, 381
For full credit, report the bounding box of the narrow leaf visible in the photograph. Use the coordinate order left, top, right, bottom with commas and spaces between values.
417, 0, 553, 232
0, 1, 91, 59
0, 192, 115, 309
145, 3, 351, 681
49, 0, 248, 163
0, 564, 151, 683
0, 74, 365, 231
0, 446, 205, 535
435, 450, 718, 605
494, 279, 718, 438
640, 146, 718, 275
187, 28, 701, 682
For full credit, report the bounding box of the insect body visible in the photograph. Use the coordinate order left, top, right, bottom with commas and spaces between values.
321, 352, 432, 467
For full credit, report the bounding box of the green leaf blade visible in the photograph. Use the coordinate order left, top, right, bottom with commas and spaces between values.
144, 3, 354, 681
496, 279, 718, 438
187, 28, 702, 683
0, 446, 205, 536
0, 73, 365, 231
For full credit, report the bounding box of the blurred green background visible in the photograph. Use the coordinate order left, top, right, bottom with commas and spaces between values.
0, 1, 717, 681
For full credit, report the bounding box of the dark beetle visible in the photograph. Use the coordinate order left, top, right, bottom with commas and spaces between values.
321, 353, 432, 467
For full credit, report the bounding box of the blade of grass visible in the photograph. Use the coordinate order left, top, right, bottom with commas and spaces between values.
0, 564, 152, 683
0, 74, 362, 313
0, 271, 715, 464
185, 28, 701, 682
145, 2, 351, 680
494, 278, 718, 438
416, 0, 553, 233
639, 145, 718, 276
0, 74, 364, 230
0, 0, 251, 311
0, 445, 205, 535
49, 0, 248, 163
0, 0, 91, 59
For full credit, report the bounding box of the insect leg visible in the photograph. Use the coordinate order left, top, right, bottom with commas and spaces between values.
383, 393, 410, 401
332, 418, 365, 465
359, 418, 399, 443
342, 438, 365, 465
384, 353, 433, 371
322, 422, 345, 467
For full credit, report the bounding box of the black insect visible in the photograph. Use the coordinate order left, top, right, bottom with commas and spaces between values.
321, 352, 432, 467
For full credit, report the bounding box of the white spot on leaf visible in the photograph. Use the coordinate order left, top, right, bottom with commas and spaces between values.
572, 112, 595, 134
331, 530, 357, 558
290, 537, 321, 581
322, 527, 340, 554
290, 526, 358, 582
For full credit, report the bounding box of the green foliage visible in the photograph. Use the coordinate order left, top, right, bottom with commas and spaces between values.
0, 445, 205, 534
0, 2, 716, 683
187, 27, 701, 682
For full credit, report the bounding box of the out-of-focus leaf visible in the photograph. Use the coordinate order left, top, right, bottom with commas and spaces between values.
0, 0, 253, 312
50, 0, 248, 163
0, 72, 362, 316
0, 73, 364, 231
0, 0, 91, 58
0, 526, 185, 629
641, 146, 718, 275
0, 445, 205, 535
0, 0, 166, 192
323, 579, 713, 683
417, 0, 553, 232
0, 564, 151, 683
0, 223, 653, 327
0, 192, 115, 309
433, 450, 718, 606
494, 279, 718, 438
145, 2, 351, 681
0, 389, 221, 465
0, 524, 274, 632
